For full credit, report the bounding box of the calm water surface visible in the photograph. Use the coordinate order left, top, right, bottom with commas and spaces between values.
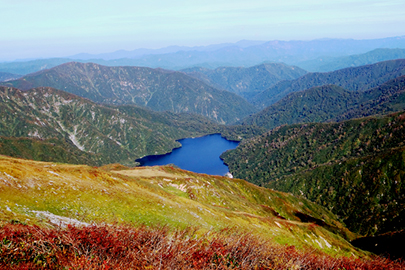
136, 134, 239, 175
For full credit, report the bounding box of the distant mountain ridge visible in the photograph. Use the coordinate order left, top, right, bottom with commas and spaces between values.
69, 40, 268, 60
298, 48, 405, 72
241, 75, 405, 129
0, 72, 21, 82
66, 35, 405, 69
2, 62, 257, 124
1, 36, 405, 75
181, 63, 307, 99
251, 59, 405, 108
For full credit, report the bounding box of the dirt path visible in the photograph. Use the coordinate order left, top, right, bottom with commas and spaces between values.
112, 167, 186, 179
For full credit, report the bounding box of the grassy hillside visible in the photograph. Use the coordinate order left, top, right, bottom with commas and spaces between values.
251, 59, 405, 108
2, 62, 257, 124
0, 155, 359, 255
240, 75, 405, 130
222, 111, 405, 235
182, 63, 307, 100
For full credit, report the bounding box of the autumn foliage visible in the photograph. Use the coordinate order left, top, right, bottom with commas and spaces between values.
0, 223, 404, 269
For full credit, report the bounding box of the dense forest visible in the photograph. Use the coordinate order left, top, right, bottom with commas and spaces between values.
222, 111, 405, 235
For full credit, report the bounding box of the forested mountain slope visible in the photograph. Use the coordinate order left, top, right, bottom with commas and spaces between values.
222, 111, 405, 235
2, 62, 257, 124
0, 86, 261, 166
241, 75, 405, 129
0, 72, 20, 82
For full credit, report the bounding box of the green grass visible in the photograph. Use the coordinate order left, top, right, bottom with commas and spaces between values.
0, 155, 362, 257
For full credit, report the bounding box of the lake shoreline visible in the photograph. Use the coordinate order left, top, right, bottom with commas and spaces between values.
136, 134, 239, 176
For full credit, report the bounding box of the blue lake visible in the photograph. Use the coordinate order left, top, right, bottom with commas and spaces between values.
136, 134, 239, 176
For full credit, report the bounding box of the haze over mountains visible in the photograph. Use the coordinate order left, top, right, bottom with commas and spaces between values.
181, 63, 307, 99
1, 36, 405, 76
299, 48, 405, 72
66, 36, 405, 69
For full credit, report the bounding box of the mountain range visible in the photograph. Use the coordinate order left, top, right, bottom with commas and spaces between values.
251, 59, 405, 108
181, 63, 307, 99
2, 62, 257, 124
2, 49, 405, 264
0, 86, 263, 166
298, 48, 405, 72
241, 75, 405, 129
1, 36, 405, 76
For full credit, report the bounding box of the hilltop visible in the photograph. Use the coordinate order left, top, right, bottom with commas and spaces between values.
298, 48, 405, 72
0, 72, 20, 82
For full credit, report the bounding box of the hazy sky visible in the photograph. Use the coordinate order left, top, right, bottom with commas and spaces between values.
1, 0, 404, 61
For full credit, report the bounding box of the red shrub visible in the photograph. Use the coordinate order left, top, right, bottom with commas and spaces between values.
0, 223, 403, 269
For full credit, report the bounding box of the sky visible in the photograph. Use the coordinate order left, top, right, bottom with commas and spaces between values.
1, 0, 404, 61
